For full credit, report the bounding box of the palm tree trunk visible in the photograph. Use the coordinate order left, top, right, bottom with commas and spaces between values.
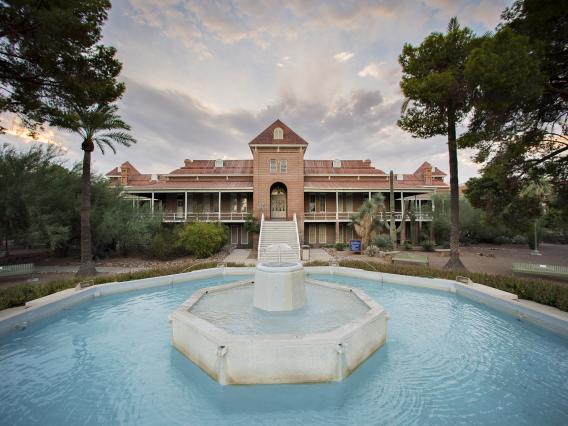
77, 144, 96, 277
444, 106, 466, 270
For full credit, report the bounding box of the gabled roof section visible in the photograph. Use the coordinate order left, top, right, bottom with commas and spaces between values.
249, 119, 309, 146
105, 161, 141, 177
304, 160, 386, 175
414, 161, 447, 177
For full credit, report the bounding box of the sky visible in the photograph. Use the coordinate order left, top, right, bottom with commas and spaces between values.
2, 0, 513, 181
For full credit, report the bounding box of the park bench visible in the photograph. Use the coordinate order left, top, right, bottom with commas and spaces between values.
512, 263, 568, 279
392, 253, 429, 267
0, 263, 35, 277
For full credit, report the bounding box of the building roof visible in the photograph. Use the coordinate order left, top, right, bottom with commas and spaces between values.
249, 119, 309, 146
105, 161, 141, 177
169, 159, 253, 175
304, 160, 385, 175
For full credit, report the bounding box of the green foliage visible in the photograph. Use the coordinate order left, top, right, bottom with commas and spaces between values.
403, 241, 413, 250
421, 240, 435, 252
373, 234, 394, 251
350, 193, 386, 247
178, 222, 228, 258
337, 260, 568, 312
0, 261, 247, 310
335, 242, 347, 251
243, 214, 260, 235
459, 0, 568, 221
0, 0, 124, 128
364, 245, 379, 257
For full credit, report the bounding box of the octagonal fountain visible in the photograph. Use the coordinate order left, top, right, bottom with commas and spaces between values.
171, 253, 388, 385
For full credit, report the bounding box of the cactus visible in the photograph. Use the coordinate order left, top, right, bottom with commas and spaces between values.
384, 170, 404, 249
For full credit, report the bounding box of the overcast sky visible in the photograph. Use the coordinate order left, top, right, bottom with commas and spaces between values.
2, 0, 513, 181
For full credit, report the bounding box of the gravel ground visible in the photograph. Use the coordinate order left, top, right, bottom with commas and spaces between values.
327, 243, 568, 285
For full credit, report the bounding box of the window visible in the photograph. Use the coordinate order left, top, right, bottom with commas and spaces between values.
308, 225, 317, 244
346, 194, 353, 212
120, 167, 128, 185
319, 224, 327, 244
279, 159, 288, 173
273, 127, 283, 139
318, 194, 326, 212
231, 194, 238, 212
203, 194, 211, 212
241, 229, 248, 245
231, 225, 239, 244
338, 193, 344, 212
240, 196, 247, 212
269, 159, 277, 173
309, 195, 316, 212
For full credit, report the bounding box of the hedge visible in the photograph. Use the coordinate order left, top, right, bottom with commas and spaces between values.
304, 259, 568, 312
0, 261, 245, 311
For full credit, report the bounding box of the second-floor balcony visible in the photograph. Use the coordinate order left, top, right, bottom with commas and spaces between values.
161, 211, 248, 223
303, 211, 433, 222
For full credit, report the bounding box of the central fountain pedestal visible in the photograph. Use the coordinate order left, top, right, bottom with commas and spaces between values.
254, 262, 306, 311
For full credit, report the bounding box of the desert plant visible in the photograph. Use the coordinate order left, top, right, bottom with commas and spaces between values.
365, 245, 379, 257
421, 240, 435, 252
373, 234, 394, 251
350, 193, 386, 248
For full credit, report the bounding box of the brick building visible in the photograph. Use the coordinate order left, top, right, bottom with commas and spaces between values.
106, 120, 448, 247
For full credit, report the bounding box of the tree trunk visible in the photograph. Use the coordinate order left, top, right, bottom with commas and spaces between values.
77, 142, 97, 277
444, 106, 466, 270
389, 170, 397, 249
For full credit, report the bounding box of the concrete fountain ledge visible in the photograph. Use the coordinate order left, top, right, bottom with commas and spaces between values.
171, 278, 388, 385
0, 266, 567, 338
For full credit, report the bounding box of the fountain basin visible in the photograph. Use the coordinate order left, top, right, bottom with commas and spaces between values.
254, 261, 306, 311
171, 279, 388, 385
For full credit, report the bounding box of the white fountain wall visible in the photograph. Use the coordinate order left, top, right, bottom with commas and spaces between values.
253, 262, 306, 311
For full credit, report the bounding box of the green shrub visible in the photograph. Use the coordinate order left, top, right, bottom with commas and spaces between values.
0, 261, 247, 310
373, 235, 393, 251
421, 240, 434, 252
365, 245, 378, 257
337, 259, 568, 312
178, 222, 228, 258
403, 241, 413, 250
335, 242, 347, 251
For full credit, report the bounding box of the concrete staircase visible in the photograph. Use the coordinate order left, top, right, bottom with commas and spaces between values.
258, 215, 301, 262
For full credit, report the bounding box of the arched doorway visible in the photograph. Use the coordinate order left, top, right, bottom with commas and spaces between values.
270, 182, 287, 219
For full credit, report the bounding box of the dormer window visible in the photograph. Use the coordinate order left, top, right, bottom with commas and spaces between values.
397, 174, 404, 180
332, 159, 341, 168
215, 159, 224, 168
273, 127, 283, 140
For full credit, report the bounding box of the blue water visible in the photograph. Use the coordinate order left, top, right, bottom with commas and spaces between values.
0, 274, 566, 425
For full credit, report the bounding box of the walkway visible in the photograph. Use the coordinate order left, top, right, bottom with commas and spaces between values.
307, 248, 333, 263
223, 249, 252, 264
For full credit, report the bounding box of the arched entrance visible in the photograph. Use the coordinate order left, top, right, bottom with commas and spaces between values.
270, 182, 287, 219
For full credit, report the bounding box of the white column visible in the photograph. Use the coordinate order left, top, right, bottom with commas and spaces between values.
368, 191, 371, 200
184, 192, 188, 221
336, 191, 339, 220
419, 199, 422, 219
218, 192, 221, 220
401, 191, 404, 218
151, 192, 154, 213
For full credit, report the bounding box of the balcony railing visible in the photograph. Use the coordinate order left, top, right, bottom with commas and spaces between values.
303, 211, 432, 221
161, 212, 248, 222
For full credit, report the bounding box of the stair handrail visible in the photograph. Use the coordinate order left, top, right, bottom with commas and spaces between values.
293, 213, 301, 260
257, 213, 265, 260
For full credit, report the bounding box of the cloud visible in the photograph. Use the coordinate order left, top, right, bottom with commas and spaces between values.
334, 51, 355, 63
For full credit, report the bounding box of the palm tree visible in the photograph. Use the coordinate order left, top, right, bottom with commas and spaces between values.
63, 104, 136, 276
350, 193, 386, 248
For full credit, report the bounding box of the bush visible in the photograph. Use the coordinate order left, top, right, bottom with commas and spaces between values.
373, 235, 393, 251
178, 222, 228, 258
335, 242, 347, 251
337, 259, 568, 312
421, 240, 434, 252
0, 261, 247, 310
403, 241, 413, 250
365, 245, 378, 257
